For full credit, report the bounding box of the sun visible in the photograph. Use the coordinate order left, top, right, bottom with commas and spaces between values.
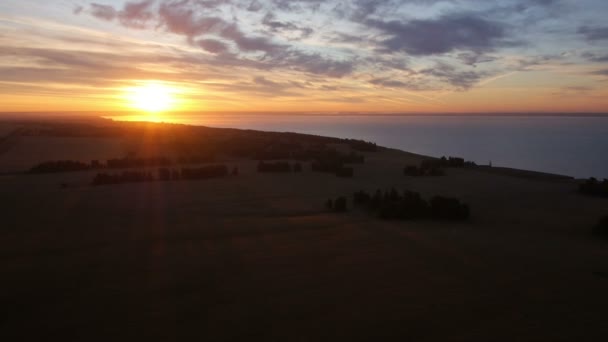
126, 82, 175, 113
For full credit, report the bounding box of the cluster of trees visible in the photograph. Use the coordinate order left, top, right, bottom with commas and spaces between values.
403, 165, 445, 177
402, 156, 477, 177
310, 150, 362, 178
579, 178, 608, 197
421, 156, 477, 169
326, 196, 348, 212
92, 171, 154, 185
257, 161, 303, 173
311, 162, 354, 178
93, 165, 232, 186
346, 139, 378, 152
29, 160, 90, 173
594, 215, 608, 238
106, 157, 172, 169
29, 155, 224, 174
179, 165, 229, 180
351, 188, 470, 221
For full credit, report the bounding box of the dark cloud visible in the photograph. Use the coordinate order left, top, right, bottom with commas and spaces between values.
197, 38, 229, 54
592, 69, 608, 76
90, 3, 118, 21
457, 52, 497, 66
247, 0, 264, 12
261, 12, 313, 40
581, 52, 608, 62
73, 6, 84, 15
367, 14, 509, 55
118, 0, 156, 28
369, 77, 425, 90
579, 26, 608, 41
283, 52, 355, 77
420, 62, 486, 89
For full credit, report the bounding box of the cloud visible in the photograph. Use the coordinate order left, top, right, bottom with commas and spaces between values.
197, 38, 229, 54
579, 26, 608, 41
90, 3, 118, 21
420, 62, 486, 89
581, 52, 608, 62
457, 52, 497, 66
261, 12, 313, 40
366, 13, 509, 55
119, 0, 156, 28
591, 69, 608, 76
369, 77, 426, 90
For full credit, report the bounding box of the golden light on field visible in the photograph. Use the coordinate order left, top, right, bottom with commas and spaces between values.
126, 81, 176, 113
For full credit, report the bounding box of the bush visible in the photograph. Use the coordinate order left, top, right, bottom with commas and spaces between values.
346, 188, 470, 221
325, 199, 333, 211
334, 196, 347, 212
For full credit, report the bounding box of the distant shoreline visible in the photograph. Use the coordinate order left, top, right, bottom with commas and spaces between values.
1, 112, 608, 119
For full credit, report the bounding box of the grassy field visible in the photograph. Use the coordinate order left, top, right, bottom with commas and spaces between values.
1, 120, 607, 341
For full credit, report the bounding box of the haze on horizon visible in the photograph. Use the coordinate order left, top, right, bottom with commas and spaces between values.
1, 0, 608, 115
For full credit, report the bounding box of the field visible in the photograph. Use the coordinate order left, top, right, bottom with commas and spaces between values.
1, 119, 607, 341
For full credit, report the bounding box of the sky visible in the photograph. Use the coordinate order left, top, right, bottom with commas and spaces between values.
1, 0, 608, 114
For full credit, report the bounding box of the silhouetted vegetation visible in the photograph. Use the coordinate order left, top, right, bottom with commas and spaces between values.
403, 165, 445, 177
106, 157, 172, 169
158, 168, 172, 181
419, 156, 477, 170
326, 196, 347, 212
346, 139, 378, 152
257, 161, 292, 173
93, 165, 229, 186
579, 178, 608, 197
594, 215, 608, 238
181, 165, 229, 180
349, 188, 470, 221
92, 171, 154, 185
30, 160, 89, 173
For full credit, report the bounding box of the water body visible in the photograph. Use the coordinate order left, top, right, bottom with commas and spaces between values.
136, 114, 608, 179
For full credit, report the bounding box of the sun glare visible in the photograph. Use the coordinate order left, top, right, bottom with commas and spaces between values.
126, 82, 175, 113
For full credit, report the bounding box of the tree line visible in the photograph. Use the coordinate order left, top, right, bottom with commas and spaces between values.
92, 165, 233, 186
257, 161, 303, 173
326, 188, 470, 221
579, 178, 608, 197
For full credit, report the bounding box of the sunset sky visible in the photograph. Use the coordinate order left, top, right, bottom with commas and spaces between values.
1, 0, 608, 114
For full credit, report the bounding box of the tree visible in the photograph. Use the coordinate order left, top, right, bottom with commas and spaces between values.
334, 197, 347, 212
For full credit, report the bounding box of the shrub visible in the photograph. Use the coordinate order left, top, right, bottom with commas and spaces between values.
326, 199, 333, 211
353, 190, 371, 205
334, 196, 347, 212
